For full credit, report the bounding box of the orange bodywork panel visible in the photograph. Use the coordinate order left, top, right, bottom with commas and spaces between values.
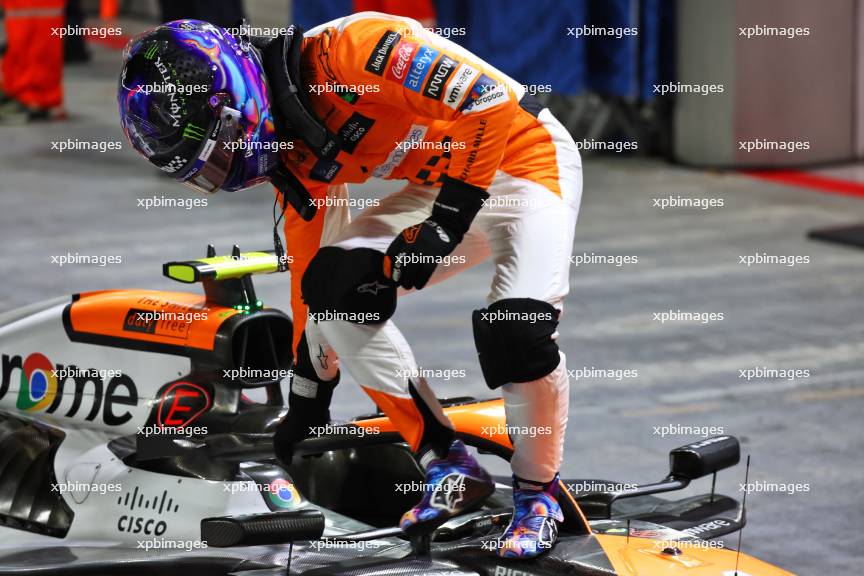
67, 290, 239, 351
353, 397, 513, 451
593, 533, 796, 576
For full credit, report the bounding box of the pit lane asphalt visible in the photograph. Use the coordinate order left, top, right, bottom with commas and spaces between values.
0, 39, 861, 576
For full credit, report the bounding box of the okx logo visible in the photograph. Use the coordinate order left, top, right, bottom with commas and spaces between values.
1, 352, 138, 426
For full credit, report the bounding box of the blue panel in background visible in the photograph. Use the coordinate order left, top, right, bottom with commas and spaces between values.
292, 0, 352, 29
585, 0, 638, 97
436, 0, 586, 95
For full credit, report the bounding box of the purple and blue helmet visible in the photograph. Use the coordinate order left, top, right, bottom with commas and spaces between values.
118, 20, 278, 193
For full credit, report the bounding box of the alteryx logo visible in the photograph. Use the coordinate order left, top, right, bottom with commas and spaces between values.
404, 45, 440, 92
0, 352, 138, 426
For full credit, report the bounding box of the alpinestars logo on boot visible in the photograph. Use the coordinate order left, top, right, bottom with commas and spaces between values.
430, 473, 466, 512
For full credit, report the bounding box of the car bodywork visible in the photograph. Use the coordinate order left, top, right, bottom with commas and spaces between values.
0, 247, 796, 575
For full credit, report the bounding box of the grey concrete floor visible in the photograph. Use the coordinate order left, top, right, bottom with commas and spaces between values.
1, 39, 862, 575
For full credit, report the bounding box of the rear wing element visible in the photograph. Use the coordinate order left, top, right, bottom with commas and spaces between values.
162, 244, 285, 309
164, 244, 282, 283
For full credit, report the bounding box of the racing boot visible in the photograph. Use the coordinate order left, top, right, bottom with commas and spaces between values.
497, 474, 564, 559
400, 439, 495, 536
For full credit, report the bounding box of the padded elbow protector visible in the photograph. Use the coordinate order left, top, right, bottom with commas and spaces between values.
472, 298, 561, 389
301, 246, 397, 324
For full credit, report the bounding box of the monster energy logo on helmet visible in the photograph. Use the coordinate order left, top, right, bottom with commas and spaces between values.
183, 123, 206, 141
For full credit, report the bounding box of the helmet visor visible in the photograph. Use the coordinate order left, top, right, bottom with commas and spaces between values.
180, 105, 243, 194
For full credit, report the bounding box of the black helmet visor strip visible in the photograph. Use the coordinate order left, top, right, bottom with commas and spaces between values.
180, 105, 242, 194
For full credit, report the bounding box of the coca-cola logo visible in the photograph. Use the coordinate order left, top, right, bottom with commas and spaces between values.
388, 41, 417, 81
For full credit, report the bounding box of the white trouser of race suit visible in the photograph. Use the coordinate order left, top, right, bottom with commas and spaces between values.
313, 111, 581, 483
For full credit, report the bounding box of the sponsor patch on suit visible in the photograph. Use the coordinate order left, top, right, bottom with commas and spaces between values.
364, 30, 401, 75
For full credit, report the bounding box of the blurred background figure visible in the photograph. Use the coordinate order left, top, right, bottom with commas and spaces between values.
0, 0, 66, 123
353, 0, 436, 26
64, 0, 90, 63
157, 0, 244, 29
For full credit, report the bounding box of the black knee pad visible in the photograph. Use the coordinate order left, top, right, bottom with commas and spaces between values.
301, 247, 396, 324
472, 298, 561, 389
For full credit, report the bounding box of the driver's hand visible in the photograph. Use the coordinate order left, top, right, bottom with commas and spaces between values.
386, 219, 459, 290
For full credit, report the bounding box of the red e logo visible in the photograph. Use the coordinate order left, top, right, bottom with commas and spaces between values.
157, 381, 212, 428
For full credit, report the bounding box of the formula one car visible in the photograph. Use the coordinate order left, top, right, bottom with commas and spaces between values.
0, 246, 795, 575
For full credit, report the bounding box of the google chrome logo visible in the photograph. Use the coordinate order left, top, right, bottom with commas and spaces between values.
267, 479, 301, 509
17, 353, 58, 412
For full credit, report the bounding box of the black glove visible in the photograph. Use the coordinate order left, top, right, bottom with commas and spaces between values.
386, 177, 489, 290
273, 334, 338, 466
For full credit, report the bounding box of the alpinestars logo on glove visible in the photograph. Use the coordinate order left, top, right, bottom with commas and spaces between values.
356, 281, 389, 295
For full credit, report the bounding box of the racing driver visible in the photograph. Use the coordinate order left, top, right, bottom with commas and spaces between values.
118, 14, 582, 558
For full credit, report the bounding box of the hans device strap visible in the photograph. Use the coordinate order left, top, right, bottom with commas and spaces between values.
259, 26, 341, 160
271, 161, 316, 272
272, 162, 316, 222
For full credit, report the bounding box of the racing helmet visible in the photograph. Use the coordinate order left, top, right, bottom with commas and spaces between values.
118, 20, 278, 193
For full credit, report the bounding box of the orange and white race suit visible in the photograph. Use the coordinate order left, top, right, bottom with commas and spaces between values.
280, 12, 581, 482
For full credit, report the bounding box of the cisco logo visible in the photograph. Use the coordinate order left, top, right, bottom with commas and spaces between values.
115, 487, 179, 537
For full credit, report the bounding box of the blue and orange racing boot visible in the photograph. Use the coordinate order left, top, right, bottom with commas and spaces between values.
496, 474, 564, 559
400, 439, 495, 536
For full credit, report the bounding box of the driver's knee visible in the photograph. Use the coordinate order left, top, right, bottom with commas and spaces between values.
301, 246, 397, 325
472, 298, 561, 389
